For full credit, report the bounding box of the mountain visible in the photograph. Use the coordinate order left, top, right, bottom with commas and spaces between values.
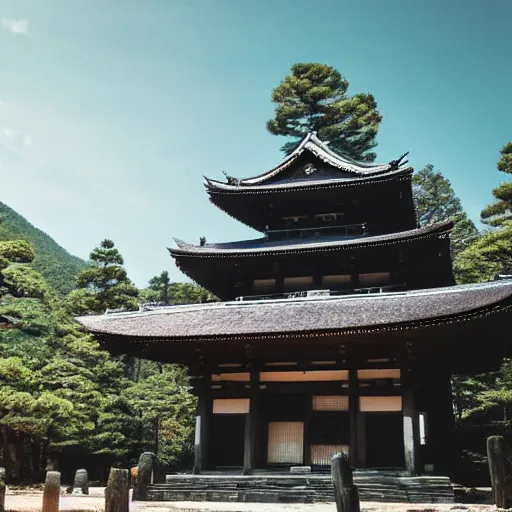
0, 201, 87, 295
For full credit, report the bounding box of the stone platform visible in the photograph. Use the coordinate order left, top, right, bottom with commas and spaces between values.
147, 471, 454, 504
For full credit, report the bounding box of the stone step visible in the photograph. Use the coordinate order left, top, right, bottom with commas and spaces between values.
147, 474, 454, 504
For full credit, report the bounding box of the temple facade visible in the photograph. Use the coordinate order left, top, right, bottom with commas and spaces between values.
78, 133, 512, 478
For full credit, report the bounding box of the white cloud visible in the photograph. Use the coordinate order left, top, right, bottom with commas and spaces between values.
0, 127, 32, 148
1, 18, 28, 35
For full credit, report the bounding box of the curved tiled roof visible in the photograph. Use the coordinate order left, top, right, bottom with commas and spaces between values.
169, 221, 453, 258
204, 132, 410, 192
76, 280, 512, 341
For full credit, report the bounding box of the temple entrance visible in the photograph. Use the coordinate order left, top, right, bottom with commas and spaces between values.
267, 421, 304, 464
365, 412, 404, 468
211, 414, 245, 467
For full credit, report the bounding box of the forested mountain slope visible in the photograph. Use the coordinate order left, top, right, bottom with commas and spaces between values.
0, 201, 87, 294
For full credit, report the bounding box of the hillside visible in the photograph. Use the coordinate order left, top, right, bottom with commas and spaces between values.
0, 201, 87, 295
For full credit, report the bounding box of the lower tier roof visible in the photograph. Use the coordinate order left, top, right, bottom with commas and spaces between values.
171, 221, 453, 257
76, 280, 512, 373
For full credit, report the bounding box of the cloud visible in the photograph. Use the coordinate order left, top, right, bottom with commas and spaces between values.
1, 18, 28, 35
0, 127, 32, 148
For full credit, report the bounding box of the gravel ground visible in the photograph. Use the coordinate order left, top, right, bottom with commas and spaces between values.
4, 489, 498, 512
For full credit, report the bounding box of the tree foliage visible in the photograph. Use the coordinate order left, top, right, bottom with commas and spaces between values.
266, 63, 382, 160
66, 239, 139, 315
412, 164, 479, 257
141, 271, 217, 305
455, 143, 512, 283
481, 142, 512, 226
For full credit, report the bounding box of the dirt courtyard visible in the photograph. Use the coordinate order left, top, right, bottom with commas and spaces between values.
4, 488, 498, 512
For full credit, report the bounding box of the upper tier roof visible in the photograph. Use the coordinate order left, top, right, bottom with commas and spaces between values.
170, 221, 453, 258
204, 132, 410, 193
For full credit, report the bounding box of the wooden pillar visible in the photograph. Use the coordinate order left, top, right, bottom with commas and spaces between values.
348, 368, 359, 468
243, 368, 259, 474
402, 368, 420, 475
193, 373, 211, 474
303, 393, 312, 466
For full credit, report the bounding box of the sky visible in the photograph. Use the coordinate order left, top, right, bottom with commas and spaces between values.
0, 0, 511, 287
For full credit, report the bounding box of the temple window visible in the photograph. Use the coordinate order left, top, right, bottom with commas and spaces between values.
358, 272, 391, 288
252, 278, 276, 293
259, 370, 349, 382
357, 369, 400, 380
283, 276, 314, 292
312, 395, 349, 411
359, 396, 402, 412
212, 398, 250, 414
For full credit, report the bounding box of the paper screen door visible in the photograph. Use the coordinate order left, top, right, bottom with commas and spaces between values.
267, 421, 304, 464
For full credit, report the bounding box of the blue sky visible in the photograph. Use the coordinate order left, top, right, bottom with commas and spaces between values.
0, 0, 510, 287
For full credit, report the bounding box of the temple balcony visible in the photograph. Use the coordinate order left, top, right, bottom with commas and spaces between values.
265, 223, 368, 242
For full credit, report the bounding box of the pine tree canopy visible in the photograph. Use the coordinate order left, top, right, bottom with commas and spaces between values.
66, 239, 138, 315
266, 63, 382, 160
481, 142, 512, 226
412, 164, 479, 257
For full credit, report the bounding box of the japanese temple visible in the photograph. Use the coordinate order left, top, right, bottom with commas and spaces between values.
78, 133, 512, 501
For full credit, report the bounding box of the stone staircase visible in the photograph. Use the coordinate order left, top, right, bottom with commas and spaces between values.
147, 472, 454, 503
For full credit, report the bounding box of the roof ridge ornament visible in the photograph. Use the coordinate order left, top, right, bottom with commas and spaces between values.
388, 152, 409, 170
222, 171, 239, 186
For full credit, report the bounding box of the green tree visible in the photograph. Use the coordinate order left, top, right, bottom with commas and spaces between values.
147, 270, 172, 305
140, 276, 217, 306
66, 239, 138, 315
481, 142, 512, 226
266, 62, 382, 160
455, 143, 512, 283
412, 164, 479, 257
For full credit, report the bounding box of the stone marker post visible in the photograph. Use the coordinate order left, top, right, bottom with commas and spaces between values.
72, 468, 89, 495
0, 467, 5, 512
487, 435, 512, 509
105, 468, 129, 512
133, 451, 155, 501
42, 471, 60, 512
331, 452, 360, 512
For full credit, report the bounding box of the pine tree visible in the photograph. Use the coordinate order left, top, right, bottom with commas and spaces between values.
481, 142, 512, 226
412, 164, 479, 258
66, 239, 138, 315
455, 143, 512, 283
267, 63, 382, 160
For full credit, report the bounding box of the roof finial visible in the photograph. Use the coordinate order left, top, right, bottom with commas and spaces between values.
388, 152, 410, 170
222, 171, 239, 186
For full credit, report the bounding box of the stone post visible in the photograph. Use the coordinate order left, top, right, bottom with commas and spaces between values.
0, 467, 5, 512
487, 435, 512, 509
133, 451, 155, 501
331, 452, 360, 512
42, 471, 60, 512
72, 468, 89, 495
105, 468, 129, 512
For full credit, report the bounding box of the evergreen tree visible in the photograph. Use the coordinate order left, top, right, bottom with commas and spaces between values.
266, 63, 382, 160
147, 270, 172, 305
481, 142, 512, 226
412, 165, 479, 258
455, 143, 512, 283
66, 239, 138, 315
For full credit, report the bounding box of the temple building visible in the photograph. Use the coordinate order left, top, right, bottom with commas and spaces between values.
78, 133, 512, 480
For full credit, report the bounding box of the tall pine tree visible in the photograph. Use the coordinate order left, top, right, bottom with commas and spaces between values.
66, 239, 138, 315
266, 63, 382, 160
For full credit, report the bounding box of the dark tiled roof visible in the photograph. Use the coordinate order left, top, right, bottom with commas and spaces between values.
205, 168, 413, 194
170, 221, 452, 257
76, 280, 512, 341
204, 133, 409, 193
